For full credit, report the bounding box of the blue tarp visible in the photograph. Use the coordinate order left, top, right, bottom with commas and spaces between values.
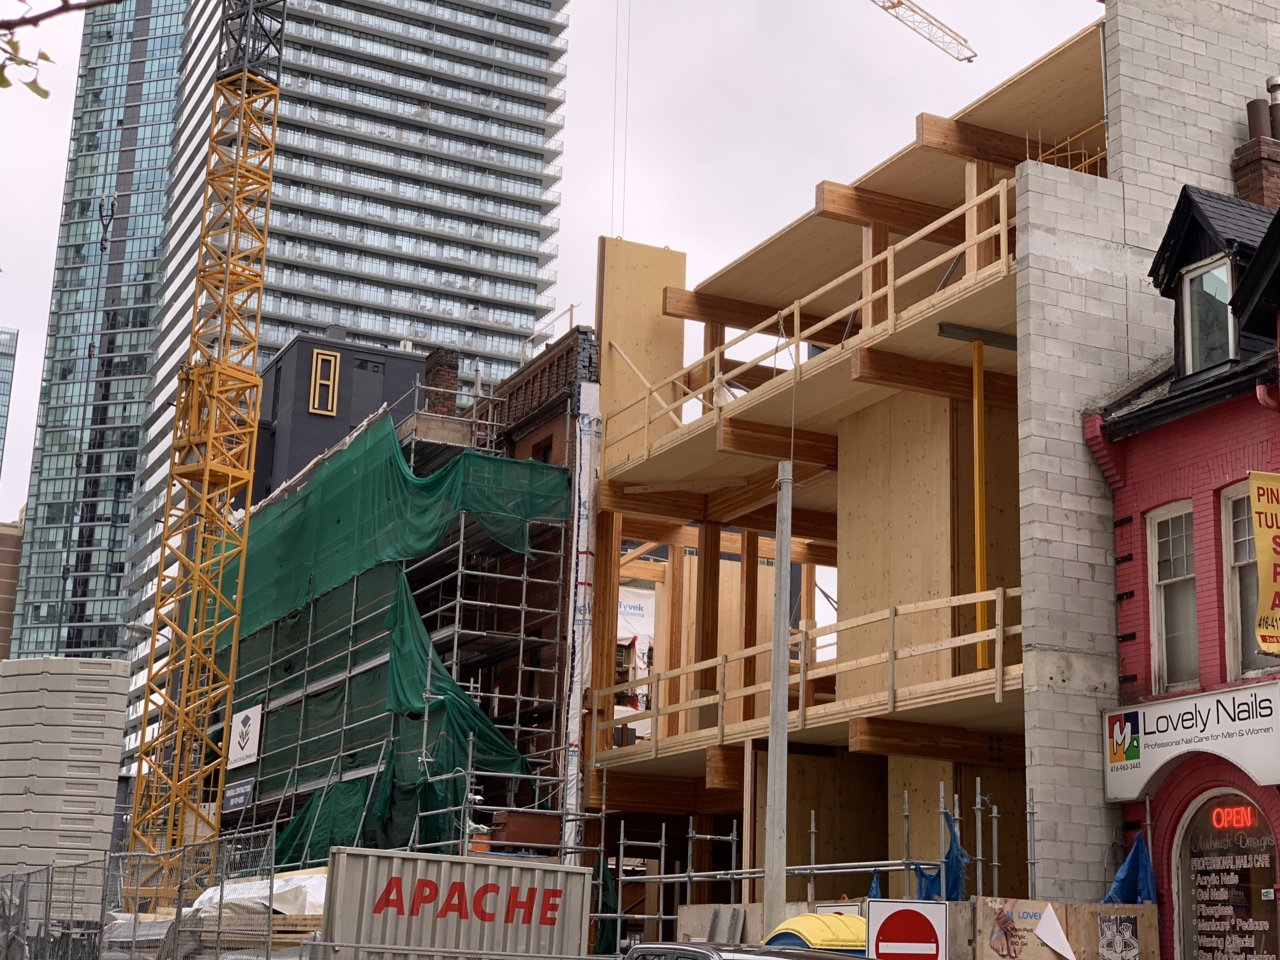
1102, 832, 1157, 904
914, 812, 971, 902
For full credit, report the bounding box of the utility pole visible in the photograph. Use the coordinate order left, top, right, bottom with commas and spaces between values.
763, 460, 793, 933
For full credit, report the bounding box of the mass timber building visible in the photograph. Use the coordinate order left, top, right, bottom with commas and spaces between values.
585, 0, 1280, 907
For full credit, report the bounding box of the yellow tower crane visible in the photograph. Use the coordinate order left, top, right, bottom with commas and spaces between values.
867, 0, 977, 62
128, 0, 285, 877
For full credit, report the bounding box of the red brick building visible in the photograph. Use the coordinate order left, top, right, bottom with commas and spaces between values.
1086, 186, 1280, 959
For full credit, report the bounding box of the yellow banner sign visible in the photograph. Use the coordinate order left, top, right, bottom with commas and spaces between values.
1251, 471, 1280, 656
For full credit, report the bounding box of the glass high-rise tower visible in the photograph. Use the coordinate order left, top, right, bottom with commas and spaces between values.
0, 328, 18, 482
18, 0, 566, 663
11, 0, 187, 658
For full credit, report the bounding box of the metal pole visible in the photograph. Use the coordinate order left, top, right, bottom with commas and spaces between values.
763, 460, 794, 934
1027, 787, 1037, 899
808, 809, 817, 911
903, 789, 911, 898
939, 781, 947, 902
974, 777, 984, 897
991, 804, 1001, 898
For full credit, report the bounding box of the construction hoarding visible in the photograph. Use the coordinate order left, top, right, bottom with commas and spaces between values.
320, 848, 590, 959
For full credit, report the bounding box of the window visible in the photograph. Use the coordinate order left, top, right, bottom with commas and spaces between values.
1182, 256, 1234, 373
1149, 502, 1198, 690
309, 349, 340, 416
1224, 482, 1278, 677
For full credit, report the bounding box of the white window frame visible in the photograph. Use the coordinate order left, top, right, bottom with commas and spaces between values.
1181, 254, 1236, 373
1148, 499, 1198, 693
1222, 480, 1277, 681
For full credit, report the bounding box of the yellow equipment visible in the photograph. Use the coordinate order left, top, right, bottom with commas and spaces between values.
128, 0, 285, 871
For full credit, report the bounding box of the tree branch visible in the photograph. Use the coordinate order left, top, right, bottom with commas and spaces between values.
1, 0, 123, 33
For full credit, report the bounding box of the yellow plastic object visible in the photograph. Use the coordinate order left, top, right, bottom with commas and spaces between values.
766, 912, 868, 952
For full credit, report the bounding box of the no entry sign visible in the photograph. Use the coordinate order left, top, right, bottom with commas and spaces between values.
867, 899, 948, 960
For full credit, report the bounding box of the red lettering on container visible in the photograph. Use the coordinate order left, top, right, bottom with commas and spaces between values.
473, 883, 499, 922
410, 879, 438, 916
372, 877, 405, 916
539, 888, 563, 926
505, 886, 537, 924
438, 881, 470, 920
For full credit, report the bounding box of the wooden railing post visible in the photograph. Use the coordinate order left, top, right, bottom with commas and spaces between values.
798, 621, 814, 731
886, 606, 897, 713
993, 586, 1005, 703
716, 656, 728, 744
651, 676, 661, 758
999, 180, 1009, 267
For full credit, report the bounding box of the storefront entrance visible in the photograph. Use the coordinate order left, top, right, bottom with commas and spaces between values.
1178, 792, 1277, 960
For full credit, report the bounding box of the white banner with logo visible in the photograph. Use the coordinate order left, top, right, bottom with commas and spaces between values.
227, 704, 263, 770
1103, 683, 1280, 801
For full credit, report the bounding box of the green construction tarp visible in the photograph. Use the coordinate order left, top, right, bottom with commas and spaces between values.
229, 413, 569, 641
275, 776, 373, 866
274, 570, 532, 864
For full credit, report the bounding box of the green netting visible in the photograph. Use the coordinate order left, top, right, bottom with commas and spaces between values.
275, 776, 373, 866
263, 569, 533, 863
228, 413, 569, 641
228, 414, 564, 863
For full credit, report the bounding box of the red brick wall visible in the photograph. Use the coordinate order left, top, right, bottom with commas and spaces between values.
1088, 394, 1280, 699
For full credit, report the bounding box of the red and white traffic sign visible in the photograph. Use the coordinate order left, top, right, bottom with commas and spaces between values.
867, 899, 948, 960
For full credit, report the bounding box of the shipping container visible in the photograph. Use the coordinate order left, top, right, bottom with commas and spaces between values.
319, 848, 591, 960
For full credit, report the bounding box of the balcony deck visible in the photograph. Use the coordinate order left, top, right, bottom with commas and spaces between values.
593, 586, 1023, 771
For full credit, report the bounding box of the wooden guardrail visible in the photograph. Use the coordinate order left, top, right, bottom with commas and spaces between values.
593, 585, 1021, 763
601, 179, 1013, 462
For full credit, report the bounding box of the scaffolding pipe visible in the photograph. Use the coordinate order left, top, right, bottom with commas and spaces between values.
974, 776, 984, 897
991, 803, 1001, 898
808, 809, 817, 910
938, 780, 947, 903
621, 858, 946, 885
1027, 787, 1037, 899
903, 789, 910, 896
763, 460, 793, 934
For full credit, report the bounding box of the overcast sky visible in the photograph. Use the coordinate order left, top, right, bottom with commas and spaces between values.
0, 0, 1100, 520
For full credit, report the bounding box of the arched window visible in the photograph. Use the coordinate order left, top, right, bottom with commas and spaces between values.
1177, 792, 1277, 960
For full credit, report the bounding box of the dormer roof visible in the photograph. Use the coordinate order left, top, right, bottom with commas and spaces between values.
1148, 186, 1273, 298
1232, 206, 1280, 337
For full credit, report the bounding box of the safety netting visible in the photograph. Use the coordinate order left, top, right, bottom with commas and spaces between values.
221, 412, 566, 866
227, 412, 569, 641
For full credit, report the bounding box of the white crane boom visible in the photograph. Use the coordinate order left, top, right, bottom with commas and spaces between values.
867, 0, 977, 62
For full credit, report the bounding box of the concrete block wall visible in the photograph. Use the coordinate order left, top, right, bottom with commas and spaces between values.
1105, 0, 1280, 251
0, 657, 128, 875
1015, 161, 1169, 900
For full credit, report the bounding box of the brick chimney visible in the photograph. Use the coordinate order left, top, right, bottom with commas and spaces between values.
1233, 138, 1280, 209
1234, 83, 1280, 209
422, 348, 459, 416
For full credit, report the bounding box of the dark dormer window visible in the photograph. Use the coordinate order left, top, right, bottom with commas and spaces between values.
1182, 255, 1234, 373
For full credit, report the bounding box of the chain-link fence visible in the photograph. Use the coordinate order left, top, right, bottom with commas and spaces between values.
100, 829, 287, 960
0, 859, 107, 960
0, 829, 300, 960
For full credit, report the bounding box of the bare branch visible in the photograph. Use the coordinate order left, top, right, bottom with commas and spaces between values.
1, 0, 123, 33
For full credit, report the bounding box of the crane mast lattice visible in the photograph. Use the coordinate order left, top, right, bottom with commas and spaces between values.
128, 0, 286, 874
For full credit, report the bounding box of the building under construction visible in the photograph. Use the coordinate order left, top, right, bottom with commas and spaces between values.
214, 327, 601, 866
581, 0, 1280, 935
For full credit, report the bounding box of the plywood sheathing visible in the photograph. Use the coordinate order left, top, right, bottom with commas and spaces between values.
752, 748, 889, 901
596, 238, 687, 471
837, 392, 956, 698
